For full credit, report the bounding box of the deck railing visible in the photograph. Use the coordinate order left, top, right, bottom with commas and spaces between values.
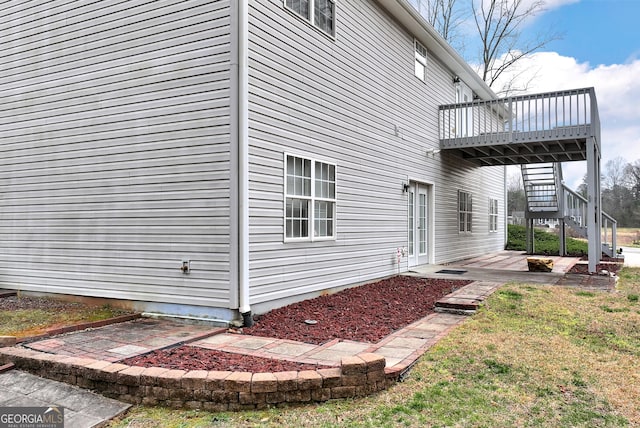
439, 87, 600, 146
563, 185, 617, 255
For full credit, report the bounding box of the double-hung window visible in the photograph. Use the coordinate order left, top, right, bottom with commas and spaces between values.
458, 190, 473, 233
285, 0, 335, 37
489, 198, 499, 232
414, 40, 427, 81
285, 155, 336, 241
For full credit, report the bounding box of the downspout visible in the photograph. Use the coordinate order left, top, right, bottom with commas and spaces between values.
238, 0, 253, 326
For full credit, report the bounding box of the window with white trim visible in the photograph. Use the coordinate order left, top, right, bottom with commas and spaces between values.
285, 0, 335, 37
285, 155, 336, 240
414, 40, 427, 81
489, 198, 498, 232
458, 190, 472, 233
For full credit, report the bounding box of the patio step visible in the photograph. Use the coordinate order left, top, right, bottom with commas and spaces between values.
434, 296, 481, 314
434, 281, 502, 315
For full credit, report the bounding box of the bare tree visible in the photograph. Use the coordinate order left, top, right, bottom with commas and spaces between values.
507, 169, 526, 215
603, 156, 627, 190
624, 160, 640, 200
472, 0, 559, 94
422, 0, 469, 51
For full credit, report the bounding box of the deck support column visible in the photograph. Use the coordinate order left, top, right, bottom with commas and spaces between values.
586, 136, 601, 273
559, 220, 566, 257
526, 217, 535, 254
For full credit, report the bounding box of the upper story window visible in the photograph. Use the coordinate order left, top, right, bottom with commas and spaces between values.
285, 154, 336, 241
414, 40, 427, 81
459, 190, 473, 233
489, 198, 498, 232
285, 0, 335, 37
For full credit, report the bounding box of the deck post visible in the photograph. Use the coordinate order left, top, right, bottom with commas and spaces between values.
559, 219, 566, 257
586, 136, 601, 273
526, 217, 535, 254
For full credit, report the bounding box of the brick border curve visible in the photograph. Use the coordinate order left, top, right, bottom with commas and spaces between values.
0, 347, 394, 410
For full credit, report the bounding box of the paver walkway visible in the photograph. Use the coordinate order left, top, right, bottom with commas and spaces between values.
0, 369, 129, 428
25, 318, 223, 362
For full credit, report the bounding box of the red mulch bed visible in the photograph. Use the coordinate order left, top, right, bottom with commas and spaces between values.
122, 346, 323, 372
121, 276, 469, 373
242, 276, 470, 345
568, 262, 624, 275
568, 255, 624, 275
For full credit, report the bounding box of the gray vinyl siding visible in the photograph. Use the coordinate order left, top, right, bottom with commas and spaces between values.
247, 0, 505, 309
0, 1, 234, 307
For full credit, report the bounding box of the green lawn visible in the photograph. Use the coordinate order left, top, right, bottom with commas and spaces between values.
110, 269, 640, 428
506, 224, 589, 255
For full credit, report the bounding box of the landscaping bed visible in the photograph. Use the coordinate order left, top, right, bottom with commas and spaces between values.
122, 345, 325, 372
242, 276, 471, 345
568, 255, 625, 275
123, 276, 470, 372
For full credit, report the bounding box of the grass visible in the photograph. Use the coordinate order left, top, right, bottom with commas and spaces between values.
109, 268, 640, 428
0, 297, 132, 338
506, 224, 588, 255
616, 227, 640, 247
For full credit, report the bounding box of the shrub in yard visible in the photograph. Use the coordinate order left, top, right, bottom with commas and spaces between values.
505, 224, 588, 256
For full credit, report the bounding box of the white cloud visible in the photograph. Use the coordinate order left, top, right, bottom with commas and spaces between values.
496, 52, 640, 189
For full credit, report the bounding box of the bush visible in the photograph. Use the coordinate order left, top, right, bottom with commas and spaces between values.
506, 224, 588, 256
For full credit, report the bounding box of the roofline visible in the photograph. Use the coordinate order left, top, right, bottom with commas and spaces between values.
375, 0, 498, 101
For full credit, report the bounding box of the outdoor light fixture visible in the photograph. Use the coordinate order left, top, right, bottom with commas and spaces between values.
426, 148, 441, 157
402, 183, 410, 193
453, 76, 460, 84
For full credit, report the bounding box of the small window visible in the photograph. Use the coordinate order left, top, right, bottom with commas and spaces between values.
285, 154, 336, 241
285, 0, 335, 37
414, 40, 427, 81
458, 190, 472, 233
489, 198, 498, 232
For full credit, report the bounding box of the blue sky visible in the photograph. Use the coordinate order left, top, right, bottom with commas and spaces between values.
493, 0, 640, 189
530, 0, 640, 66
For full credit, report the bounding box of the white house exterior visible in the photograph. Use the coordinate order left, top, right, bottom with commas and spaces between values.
0, 0, 506, 324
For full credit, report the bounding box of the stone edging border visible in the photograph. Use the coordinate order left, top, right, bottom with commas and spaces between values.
0, 347, 393, 410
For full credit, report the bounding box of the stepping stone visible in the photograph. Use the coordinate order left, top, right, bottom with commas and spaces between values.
434, 296, 481, 312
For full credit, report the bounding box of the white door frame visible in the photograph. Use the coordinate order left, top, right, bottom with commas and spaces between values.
408, 181, 433, 267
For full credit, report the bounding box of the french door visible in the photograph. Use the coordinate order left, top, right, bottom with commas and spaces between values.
408, 182, 429, 267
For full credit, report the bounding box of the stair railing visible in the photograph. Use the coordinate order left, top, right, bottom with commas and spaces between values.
562, 184, 617, 256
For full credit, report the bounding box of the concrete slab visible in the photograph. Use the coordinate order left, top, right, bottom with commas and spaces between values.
374, 346, 414, 361
231, 337, 277, 350
411, 264, 566, 285
107, 344, 150, 355
196, 333, 237, 346
323, 341, 371, 355
265, 342, 316, 357
621, 247, 640, 267
384, 337, 428, 349
0, 370, 130, 428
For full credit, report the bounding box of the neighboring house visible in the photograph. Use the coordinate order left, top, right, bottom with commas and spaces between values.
1, 0, 516, 325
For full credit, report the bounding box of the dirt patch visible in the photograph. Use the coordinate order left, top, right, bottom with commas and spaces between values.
242, 276, 470, 345
123, 345, 325, 372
